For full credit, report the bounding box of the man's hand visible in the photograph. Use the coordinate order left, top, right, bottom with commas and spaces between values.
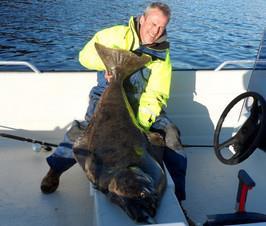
104, 71, 113, 83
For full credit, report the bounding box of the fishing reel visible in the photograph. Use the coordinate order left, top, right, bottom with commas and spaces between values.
0, 132, 56, 152
32, 143, 53, 152
214, 91, 266, 165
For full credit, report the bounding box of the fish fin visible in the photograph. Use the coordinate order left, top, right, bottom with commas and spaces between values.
73, 128, 91, 171
145, 132, 165, 168
94, 43, 151, 81
72, 148, 89, 171
72, 121, 93, 155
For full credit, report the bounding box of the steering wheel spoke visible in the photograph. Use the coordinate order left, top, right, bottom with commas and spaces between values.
218, 136, 237, 151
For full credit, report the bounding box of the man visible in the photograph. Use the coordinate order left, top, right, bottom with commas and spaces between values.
41, 2, 187, 203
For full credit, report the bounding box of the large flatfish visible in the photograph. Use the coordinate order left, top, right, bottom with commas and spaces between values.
73, 43, 166, 223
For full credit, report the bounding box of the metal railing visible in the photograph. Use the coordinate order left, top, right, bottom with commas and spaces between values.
1, 60, 265, 73
0, 61, 40, 73
215, 60, 266, 71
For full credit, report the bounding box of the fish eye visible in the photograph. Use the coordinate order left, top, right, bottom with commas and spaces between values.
140, 191, 146, 198
140, 187, 152, 198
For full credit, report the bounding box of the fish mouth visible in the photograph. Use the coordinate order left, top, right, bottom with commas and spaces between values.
108, 189, 158, 223
107, 167, 159, 222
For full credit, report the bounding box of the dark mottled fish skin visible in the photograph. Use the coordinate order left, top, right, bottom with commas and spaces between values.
73, 43, 166, 223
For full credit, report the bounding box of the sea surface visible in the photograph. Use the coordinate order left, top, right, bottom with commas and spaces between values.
0, 0, 265, 71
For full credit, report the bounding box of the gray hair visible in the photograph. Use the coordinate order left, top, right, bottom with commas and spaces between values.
144, 2, 171, 20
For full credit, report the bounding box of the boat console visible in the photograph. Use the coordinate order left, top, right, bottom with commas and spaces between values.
204, 29, 266, 225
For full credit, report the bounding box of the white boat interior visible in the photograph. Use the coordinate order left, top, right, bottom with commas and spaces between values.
1, 62, 266, 226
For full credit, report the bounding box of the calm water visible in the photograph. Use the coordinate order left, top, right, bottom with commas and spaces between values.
0, 0, 265, 71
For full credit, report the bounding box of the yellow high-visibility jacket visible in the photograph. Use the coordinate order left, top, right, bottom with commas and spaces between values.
79, 16, 172, 130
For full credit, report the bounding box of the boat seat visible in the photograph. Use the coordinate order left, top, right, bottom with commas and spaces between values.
90, 167, 188, 226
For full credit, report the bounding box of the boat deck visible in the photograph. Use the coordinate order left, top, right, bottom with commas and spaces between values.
1, 135, 266, 226
184, 146, 266, 224
0, 138, 93, 226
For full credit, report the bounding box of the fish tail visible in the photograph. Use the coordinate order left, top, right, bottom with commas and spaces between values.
94, 43, 150, 81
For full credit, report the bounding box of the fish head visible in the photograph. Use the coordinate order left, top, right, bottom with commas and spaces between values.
123, 194, 158, 223
108, 190, 158, 223
109, 166, 156, 198
108, 167, 159, 221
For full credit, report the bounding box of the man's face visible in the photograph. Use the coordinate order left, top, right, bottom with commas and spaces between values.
139, 8, 169, 45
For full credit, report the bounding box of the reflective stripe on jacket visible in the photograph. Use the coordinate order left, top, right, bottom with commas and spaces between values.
79, 16, 172, 130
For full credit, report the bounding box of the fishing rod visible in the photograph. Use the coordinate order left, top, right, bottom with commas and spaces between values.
183, 144, 213, 148
0, 133, 58, 151
0, 132, 213, 151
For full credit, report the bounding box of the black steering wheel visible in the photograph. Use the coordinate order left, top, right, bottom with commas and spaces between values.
214, 91, 266, 165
